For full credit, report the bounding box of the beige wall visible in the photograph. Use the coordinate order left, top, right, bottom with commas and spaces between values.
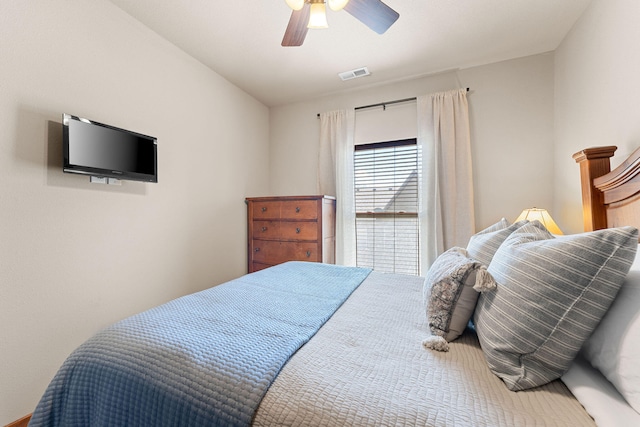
0, 1, 269, 423
554, 0, 640, 233
9, 0, 629, 421
269, 53, 556, 231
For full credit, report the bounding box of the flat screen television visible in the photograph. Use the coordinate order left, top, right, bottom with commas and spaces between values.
63, 113, 158, 183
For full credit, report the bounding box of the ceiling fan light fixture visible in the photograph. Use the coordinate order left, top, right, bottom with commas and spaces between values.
328, 0, 349, 11
281, 0, 398, 47
284, 0, 305, 11
308, 2, 329, 29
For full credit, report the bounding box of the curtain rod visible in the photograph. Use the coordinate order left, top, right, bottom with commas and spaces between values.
316, 88, 469, 118
355, 96, 417, 111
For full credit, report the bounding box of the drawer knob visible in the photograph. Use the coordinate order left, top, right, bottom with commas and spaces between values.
296, 227, 301, 233
295, 207, 300, 213
262, 227, 267, 232
254, 247, 261, 252
261, 207, 267, 212
306, 250, 311, 257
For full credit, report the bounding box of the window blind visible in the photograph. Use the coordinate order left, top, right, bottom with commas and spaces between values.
354, 138, 419, 275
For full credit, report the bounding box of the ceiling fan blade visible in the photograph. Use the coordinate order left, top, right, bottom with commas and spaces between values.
344, 0, 399, 34
282, 3, 310, 47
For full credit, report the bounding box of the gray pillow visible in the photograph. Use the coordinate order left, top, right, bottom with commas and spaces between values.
422, 247, 497, 352
474, 221, 638, 391
466, 218, 528, 266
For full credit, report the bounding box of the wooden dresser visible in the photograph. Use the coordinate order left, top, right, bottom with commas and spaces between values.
246, 195, 336, 273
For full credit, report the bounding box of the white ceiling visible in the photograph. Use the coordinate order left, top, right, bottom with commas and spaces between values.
107, 0, 592, 107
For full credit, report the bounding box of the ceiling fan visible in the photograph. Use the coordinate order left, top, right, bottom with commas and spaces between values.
282, 0, 400, 47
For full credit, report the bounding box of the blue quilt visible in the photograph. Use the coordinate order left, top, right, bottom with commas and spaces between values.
30, 262, 371, 427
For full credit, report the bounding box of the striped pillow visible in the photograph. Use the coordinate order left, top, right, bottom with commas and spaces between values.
466, 218, 528, 266
474, 221, 638, 391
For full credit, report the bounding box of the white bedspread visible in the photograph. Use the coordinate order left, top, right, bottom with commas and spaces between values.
254, 271, 595, 426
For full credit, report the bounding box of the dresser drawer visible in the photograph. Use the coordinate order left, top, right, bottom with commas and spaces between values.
278, 221, 318, 240
251, 201, 280, 220
251, 241, 320, 264
252, 221, 281, 239
250, 262, 273, 272
252, 221, 317, 240
279, 241, 320, 262
281, 200, 318, 220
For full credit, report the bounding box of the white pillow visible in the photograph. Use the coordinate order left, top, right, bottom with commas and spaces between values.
581, 244, 640, 413
563, 356, 640, 427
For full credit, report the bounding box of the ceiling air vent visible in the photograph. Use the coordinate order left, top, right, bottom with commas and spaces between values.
339, 67, 370, 81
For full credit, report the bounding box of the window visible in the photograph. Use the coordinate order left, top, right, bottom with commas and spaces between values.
354, 138, 419, 275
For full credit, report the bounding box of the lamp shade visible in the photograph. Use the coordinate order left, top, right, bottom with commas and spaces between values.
515, 208, 563, 235
328, 0, 350, 11
308, 2, 329, 28
285, 0, 305, 11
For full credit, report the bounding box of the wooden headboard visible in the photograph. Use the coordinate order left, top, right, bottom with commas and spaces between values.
574, 145, 640, 232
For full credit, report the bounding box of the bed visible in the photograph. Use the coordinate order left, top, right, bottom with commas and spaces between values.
28, 145, 640, 426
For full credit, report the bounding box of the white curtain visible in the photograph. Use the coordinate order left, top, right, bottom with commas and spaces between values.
417, 88, 475, 272
317, 110, 357, 266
